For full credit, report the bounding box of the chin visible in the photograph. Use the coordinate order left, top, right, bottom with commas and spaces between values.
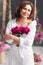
22, 15, 29, 18
22, 15, 28, 18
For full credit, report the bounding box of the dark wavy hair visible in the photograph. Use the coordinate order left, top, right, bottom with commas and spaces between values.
15, 1, 34, 19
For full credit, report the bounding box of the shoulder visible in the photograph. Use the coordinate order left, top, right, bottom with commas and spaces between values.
8, 18, 16, 23
7, 18, 16, 25
28, 20, 37, 28
33, 20, 37, 25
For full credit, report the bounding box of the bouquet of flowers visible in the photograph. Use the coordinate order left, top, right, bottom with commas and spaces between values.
0, 41, 10, 64
11, 26, 30, 37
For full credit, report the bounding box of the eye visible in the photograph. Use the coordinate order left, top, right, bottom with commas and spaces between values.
28, 9, 31, 12
23, 8, 26, 10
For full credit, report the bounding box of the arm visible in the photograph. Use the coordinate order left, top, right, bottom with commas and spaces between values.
5, 21, 36, 47
5, 34, 20, 45
5, 20, 37, 47
19, 20, 37, 47
19, 21, 37, 58
5, 20, 20, 45
20, 26, 36, 47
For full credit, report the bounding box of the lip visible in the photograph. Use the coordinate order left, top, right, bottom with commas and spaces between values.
23, 13, 28, 15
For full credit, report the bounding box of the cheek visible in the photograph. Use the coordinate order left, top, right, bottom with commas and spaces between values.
21, 9, 25, 13
20, 10, 25, 15
28, 11, 31, 15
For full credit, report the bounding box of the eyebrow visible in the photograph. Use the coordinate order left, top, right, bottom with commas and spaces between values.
23, 7, 31, 11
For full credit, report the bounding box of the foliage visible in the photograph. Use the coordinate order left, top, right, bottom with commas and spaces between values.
34, 18, 43, 46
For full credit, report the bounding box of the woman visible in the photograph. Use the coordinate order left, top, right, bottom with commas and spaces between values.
5, 1, 37, 65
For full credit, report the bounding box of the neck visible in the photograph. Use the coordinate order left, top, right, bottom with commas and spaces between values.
16, 17, 32, 26
19, 17, 27, 23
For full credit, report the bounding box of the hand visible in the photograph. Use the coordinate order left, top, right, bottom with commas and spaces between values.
5, 34, 11, 40
16, 44, 19, 47
12, 40, 19, 46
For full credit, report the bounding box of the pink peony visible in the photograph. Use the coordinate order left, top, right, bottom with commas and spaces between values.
39, 32, 43, 38
34, 53, 41, 62
0, 46, 6, 51
0, 47, 2, 51
35, 31, 43, 43
4, 44, 10, 49
40, 55, 43, 61
0, 41, 4, 45
35, 37, 42, 43
37, 56, 41, 62
37, 23, 42, 28
36, 18, 39, 22
35, 31, 39, 38
0, 41, 10, 51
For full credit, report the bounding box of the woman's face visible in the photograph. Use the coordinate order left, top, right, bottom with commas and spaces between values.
20, 4, 32, 18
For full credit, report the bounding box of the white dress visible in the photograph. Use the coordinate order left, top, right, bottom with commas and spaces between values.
5, 19, 37, 65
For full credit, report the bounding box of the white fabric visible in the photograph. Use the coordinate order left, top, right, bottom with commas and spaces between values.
5, 19, 37, 65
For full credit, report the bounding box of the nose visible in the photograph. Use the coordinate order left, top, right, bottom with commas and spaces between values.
25, 10, 29, 14
25, 11, 27, 13
25, 10, 28, 13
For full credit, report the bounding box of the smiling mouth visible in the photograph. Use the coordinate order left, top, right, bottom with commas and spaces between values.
23, 13, 29, 16
23, 12, 29, 15
23, 13, 28, 15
